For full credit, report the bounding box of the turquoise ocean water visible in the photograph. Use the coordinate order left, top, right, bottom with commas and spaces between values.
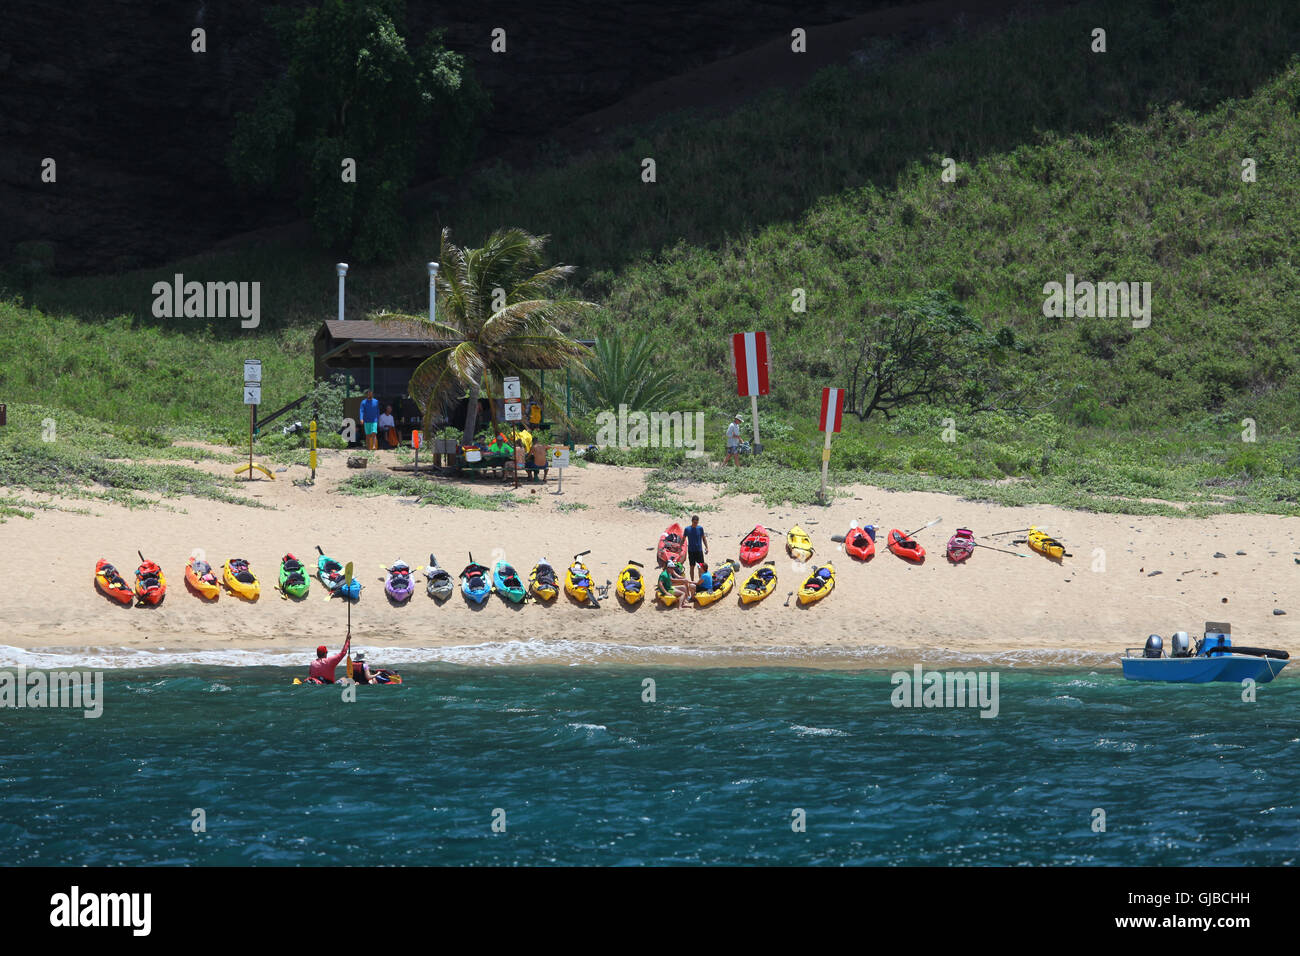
2, 661, 1297, 866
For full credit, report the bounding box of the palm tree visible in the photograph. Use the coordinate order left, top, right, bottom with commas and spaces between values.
575, 332, 686, 413
376, 227, 596, 444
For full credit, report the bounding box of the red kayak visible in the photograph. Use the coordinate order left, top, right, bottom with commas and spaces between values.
887, 529, 925, 563
845, 524, 876, 561
657, 522, 686, 567
739, 525, 770, 565
133, 555, 167, 606
946, 529, 975, 563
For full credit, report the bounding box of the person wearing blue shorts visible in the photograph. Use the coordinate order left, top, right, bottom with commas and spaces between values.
360, 389, 380, 450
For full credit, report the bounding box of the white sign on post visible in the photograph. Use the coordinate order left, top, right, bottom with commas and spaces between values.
244, 384, 262, 405
504, 401, 522, 422
549, 447, 570, 468
244, 360, 262, 384
502, 376, 521, 400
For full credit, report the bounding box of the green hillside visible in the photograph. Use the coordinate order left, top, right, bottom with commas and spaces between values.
4, 0, 1300, 514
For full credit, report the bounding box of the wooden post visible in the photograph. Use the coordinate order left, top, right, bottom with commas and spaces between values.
750, 393, 760, 453
819, 425, 833, 503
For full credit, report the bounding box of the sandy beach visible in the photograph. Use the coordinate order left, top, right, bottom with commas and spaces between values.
2, 448, 1297, 670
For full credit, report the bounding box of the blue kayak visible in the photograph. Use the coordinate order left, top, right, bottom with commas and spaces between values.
493, 561, 526, 603
460, 562, 492, 604
317, 552, 361, 601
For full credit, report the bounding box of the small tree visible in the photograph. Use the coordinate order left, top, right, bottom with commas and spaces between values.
845, 290, 1018, 421
576, 332, 686, 413
228, 0, 487, 261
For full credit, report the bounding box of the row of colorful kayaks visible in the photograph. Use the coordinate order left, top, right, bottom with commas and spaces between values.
95, 546, 410, 605
697, 521, 1069, 566
95, 525, 1071, 610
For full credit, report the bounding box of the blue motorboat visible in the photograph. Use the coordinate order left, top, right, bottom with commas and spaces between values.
1122, 621, 1289, 683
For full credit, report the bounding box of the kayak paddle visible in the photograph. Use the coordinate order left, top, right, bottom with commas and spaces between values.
905, 517, 942, 538
974, 542, 1026, 557
990, 528, 1030, 537
343, 560, 353, 679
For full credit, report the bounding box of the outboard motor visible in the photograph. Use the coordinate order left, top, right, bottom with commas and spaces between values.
1170, 631, 1191, 657
1143, 634, 1164, 659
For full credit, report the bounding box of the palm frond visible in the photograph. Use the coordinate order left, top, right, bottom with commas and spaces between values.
407, 348, 463, 423
369, 310, 465, 340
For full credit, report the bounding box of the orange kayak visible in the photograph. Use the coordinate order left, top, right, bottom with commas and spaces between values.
95, 559, 134, 606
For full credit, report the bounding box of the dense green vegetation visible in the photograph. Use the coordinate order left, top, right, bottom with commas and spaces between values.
5, 0, 1300, 514
0, 404, 253, 520
229, 0, 487, 260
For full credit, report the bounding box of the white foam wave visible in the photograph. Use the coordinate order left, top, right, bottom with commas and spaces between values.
790, 724, 849, 737
0, 641, 1124, 671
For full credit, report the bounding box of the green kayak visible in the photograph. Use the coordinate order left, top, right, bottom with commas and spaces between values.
279, 553, 311, 599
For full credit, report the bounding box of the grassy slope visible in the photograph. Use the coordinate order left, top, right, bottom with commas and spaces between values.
4, 0, 1300, 512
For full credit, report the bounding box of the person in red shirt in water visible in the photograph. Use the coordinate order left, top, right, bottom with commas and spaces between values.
309, 638, 351, 683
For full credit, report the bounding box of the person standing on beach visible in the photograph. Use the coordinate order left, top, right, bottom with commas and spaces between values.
724, 414, 743, 467
360, 390, 380, 450
309, 637, 351, 683
683, 514, 708, 582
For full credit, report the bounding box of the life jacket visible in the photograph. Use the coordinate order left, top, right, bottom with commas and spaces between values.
136, 561, 162, 591
536, 565, 556, 586
229, 558, 255, 583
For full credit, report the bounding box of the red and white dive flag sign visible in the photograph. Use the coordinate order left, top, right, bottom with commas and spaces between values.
732, 332, 770, 396
819, 387, 845, 433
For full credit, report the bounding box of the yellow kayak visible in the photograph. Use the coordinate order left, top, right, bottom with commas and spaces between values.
565, 559, 594, 603
616, 560, 646, 605
797, 563, 835, 605
657, 588, 679, 607
786, 525, 814, 562
529, 562, 559, 601
223, 558, 260, 600
694, 559, 739, 607
740, 561, 777, 605
1028, 526, 1066, 560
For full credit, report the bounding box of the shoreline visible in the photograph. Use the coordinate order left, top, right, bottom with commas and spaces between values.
2, 640, 1291, 675
4, 456, 1298, 669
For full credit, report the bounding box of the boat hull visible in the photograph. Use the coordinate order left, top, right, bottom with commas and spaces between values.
1121, 655, 1287, 684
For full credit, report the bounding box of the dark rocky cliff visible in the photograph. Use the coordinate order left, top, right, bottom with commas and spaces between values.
0, 1, 901, 274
